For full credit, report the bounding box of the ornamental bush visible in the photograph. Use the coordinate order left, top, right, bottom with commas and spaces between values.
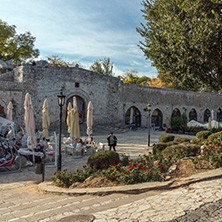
196, 131, 212, 140
87, 150, 120, 170
207, 131, 222, 142
100, 154, 164, 185
52, 166, 95, 188
159, 134, 175, 143
174, 137, 190, 143
162, 144, 200, 164
153, 143, 168, 156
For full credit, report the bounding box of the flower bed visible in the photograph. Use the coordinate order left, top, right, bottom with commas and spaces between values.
53, 132, 222, 188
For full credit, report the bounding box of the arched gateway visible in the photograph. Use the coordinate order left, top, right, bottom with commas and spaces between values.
125, 106, 141, 127
66, 95, 86, 123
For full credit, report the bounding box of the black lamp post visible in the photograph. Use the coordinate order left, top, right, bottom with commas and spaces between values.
145, 104, 152, 146
57, 91, 65, 172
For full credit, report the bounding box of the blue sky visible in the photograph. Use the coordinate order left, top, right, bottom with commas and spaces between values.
0, 0, 158, 77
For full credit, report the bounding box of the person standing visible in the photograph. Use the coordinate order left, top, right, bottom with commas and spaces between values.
107, 132, 117, 151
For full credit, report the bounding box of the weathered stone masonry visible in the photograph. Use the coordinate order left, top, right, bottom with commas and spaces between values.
1, 64, 222, 129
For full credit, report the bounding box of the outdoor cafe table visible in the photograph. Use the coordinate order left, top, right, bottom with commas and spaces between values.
18, 148, 44, 164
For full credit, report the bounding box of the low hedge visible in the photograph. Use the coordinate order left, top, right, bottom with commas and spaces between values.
87, 151, 120, 170
159, 134, 175, 143
153, 143, 168, 156
196, 131, 212, 140
207, 131, 222, 142
174, 137, 190, 143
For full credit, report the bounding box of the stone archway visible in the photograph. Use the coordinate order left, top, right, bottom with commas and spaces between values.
204, 109, 211, 122
152, 109, 163, 127
66, 95, 86, 123
171, 108, 181, 118
189, 108, 197, 121
125, 106, 141, 127
217, 108, 222, 122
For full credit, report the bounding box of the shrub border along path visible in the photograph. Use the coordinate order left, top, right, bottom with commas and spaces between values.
38, 167, 222, 196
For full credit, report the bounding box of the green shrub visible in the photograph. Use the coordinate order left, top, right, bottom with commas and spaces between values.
153, 143, 168, 156
174, 137, 190, 143
120, 153, 130, 166
207, 131, 222, 142
170, 117, 186, 131
159, 134, 175, 143
166, 141, 179, 146
196, 131, 212, 140
87, 151, 120, 170
162, 144, 200, 164
192, 138, 204, 145
52, 166, 95, 188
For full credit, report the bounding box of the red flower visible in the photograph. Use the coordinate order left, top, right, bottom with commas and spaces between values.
127, 172, 130, 175
58, 176, 61, 180
115, 175, 117, 178
215, 160, 218, 162
54, 172, 57, 175
83, 165, 87, 168
111, 169, 114, 172
124, 171, 127, 174
149, 152, 151, 154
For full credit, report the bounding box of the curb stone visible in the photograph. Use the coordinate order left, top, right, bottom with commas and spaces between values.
38, 168, 222, 196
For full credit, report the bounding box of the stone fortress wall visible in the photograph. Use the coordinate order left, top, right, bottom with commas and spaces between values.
0, 63, 222, 130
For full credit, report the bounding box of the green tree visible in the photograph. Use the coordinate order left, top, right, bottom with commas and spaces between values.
90, 58, 114, 75
0, 19, 39, 62
137, 0, 222, 92
47, 55, 83, 68
121, 69, 151, 85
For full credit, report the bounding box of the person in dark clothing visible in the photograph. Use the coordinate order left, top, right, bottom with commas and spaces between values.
107, 132, 117, 151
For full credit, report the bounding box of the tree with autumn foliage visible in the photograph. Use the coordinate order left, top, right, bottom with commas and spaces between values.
121, 69, 151, 86
148, 77, 174, 89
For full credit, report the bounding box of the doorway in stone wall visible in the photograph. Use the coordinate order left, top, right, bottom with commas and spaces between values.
125, 106, 141, 127
66, 96, 85, 123
152, 109, 163, 128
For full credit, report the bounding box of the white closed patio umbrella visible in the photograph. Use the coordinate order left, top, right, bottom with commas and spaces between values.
42, 99, 50, 139
70, 97, 80, 140
24, 93, 36, 150
66, 102, 72, 133
86, 101, 93, 137
6, 101, 13, 121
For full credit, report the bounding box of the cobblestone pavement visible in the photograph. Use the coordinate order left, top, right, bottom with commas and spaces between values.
170, 199, 222, 222
93, 179, 222, 222
3, 129, 219, 222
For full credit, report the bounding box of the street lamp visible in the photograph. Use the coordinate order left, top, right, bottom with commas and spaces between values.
144, 104, 152, 146
57, 91, 66, 172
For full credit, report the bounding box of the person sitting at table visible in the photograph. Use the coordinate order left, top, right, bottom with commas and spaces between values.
86, 137, 97, 151
35, 138, 44, 152
16, 134, 24, 148
10, 138, 20, 150
0, 150, 12, 164
76, 139, 84, 156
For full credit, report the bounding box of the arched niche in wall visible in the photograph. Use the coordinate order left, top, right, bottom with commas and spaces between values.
125, 106, 141, 127
66, 95, 86, 123
152, 109, 163, 127
217, 108, 222, 122
204, 109, 211, 122
189, 108, 197, 121
171, 108, 181, 118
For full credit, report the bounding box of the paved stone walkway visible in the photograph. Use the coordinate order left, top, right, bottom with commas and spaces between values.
3, 128, 221, 222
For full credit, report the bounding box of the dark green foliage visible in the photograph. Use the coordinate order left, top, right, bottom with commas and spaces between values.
153, 143, 168, 156
87, 151, 120, 170
137, 0, 222, 92
174, 137, 190, 143
0, 19, 39, 62
196, 131, 212, 140
170, 117, 186, 131
207, 131, 222, 141
159, 134, 175, 143
120, 153, 130, 166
